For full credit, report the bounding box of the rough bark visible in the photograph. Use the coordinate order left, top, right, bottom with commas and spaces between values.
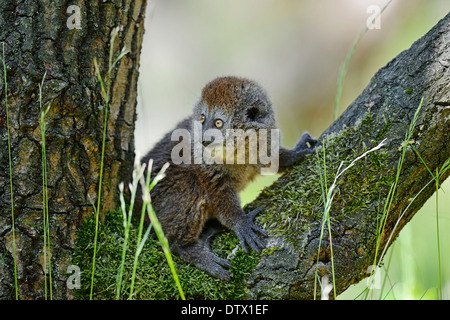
245, 12, 450, 299
0, 1, 146, 299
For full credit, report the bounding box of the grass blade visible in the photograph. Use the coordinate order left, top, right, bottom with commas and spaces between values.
139, 162, 185, 300
89, 26, 129, 299
116, 164, 145, 299
128, 160, 151, 299
39, 71, 52, 300
315, 138, 387, 299
2, 42, 18, 300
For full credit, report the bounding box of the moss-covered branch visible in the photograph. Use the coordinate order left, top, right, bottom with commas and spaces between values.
245, 12, 450, 299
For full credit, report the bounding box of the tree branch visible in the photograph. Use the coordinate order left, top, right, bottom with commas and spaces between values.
244, 12, 450, 299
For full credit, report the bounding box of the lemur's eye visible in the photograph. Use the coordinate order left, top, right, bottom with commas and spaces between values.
200, 114, 205, 124
215, 119, 223, 128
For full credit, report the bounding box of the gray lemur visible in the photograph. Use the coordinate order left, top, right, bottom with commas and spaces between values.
138, 76, 317, 280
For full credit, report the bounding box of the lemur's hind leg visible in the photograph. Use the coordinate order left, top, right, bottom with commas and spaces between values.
174, 223, 232, 280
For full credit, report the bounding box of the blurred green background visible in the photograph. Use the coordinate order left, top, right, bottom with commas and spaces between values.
135, 0, 450, 299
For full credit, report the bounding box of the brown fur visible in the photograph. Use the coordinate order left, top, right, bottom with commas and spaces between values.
138, 76, 317, 280
201, 77, 253, 112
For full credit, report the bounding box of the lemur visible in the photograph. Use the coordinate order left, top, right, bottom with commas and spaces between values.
138, 76, 317, 280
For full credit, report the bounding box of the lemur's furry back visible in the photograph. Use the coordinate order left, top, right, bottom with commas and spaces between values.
137, 76, 317, 280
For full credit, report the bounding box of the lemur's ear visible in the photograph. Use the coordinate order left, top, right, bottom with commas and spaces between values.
246, 106, 260, 121
245, 101, 269, 123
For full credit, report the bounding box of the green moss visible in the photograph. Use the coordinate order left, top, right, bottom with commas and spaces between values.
72, 109, 396, 298
72, 210, 259, 300
250, 110, 395, 251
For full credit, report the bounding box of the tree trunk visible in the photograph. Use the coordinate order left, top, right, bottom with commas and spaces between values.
0, 1, 146, 299
244, 12, 450, 299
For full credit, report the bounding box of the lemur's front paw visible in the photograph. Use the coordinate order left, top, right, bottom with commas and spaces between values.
306, 134, 318, 149
233, 207, 267, 253
296, 132, 318, 154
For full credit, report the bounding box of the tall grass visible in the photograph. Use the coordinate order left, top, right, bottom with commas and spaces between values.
85, 25, 185, 300
115, 161, 144, 299
410, 144, 449, 299
363, 156, 450, 300
308, 1, 395, 298
315, 137, 387, 299
86, 26, 185, 300
318, 99, 428, 300
326, 1, 445, 300
365, 99, 423, 298
434, 159, 450, 298
128, 159, 159, 299
39, 71, 52, 300
1, 42, 18, 300
360, 101, 421, 299
354, 98, 446, 300
115, 160, 185, 300
138, 161, 185, 300
89, 27, 129, 300
434, 166, 442, 300
2, 43, 54, 300
409, 150, 450, 299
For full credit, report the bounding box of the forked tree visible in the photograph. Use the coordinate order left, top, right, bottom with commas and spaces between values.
0, 2, 449, 299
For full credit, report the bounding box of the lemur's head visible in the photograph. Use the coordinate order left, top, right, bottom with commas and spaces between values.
191, 76, 279, 167
193, 76, 276, 136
